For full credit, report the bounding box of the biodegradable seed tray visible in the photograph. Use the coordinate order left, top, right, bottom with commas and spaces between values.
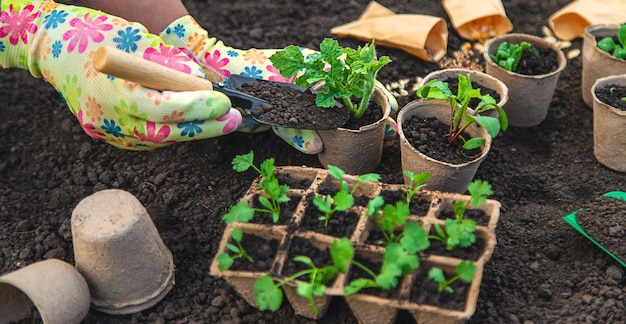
210, 166, 502, 323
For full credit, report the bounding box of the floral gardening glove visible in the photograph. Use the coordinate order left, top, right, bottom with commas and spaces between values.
160, 15, 399, 155
0, 0, 242, 151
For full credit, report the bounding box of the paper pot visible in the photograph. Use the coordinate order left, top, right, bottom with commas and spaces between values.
317, 87, 391, 175
591, 75, 626, 172
71, 189, 175, 315
484, 33, 567, 127
581, 24, 626, 109
0, 259, 90, 324
397, 99, 491, 194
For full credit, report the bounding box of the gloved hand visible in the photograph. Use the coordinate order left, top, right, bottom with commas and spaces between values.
160, 15, 398, 154
0, 0, 242, 150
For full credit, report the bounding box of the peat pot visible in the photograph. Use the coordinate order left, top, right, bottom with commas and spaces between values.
591, 75, 626, 172
397, 99, 492, 194
484, 33, 567, 127
582, 24, 626, 109
317, 87, 391, 175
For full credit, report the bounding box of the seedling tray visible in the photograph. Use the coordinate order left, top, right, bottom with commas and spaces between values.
562, 191, 626, 268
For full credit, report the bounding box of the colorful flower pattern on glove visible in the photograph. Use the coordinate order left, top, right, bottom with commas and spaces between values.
0, 0, 242, 150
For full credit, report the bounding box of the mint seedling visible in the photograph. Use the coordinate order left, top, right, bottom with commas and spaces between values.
254, 237, 353, 314
269, 38, 391, 119
428, 260, 476, 293
417, 73, 508, 150
597, 24, 626, 59
489, 41, 540, 72
230, 150, 290, 223
314, 165, 380, 227
216, 227, 254, 271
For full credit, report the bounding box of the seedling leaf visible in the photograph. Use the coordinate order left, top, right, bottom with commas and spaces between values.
222, 200, 255, 224
254, 275, 283, 311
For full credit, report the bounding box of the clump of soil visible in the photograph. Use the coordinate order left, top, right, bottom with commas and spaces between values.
241, 80, 350, 129
574, 195, 626, 262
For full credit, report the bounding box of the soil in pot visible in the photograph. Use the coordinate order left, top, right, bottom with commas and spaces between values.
574, 195, 626, 262
435, 200, 491, 227
340, 100, 385, 130
248, 192, 302, 225
379, 188, 432, 216
275, 170, 315, 190
440, 77, 501, 109
280, 236, 333, 278
239, 80, 350, 129
227, 232, 281, 272
300, 194, 361, 238
401, 116, 482, 164
425, 227, 486, 261
408, 263, 470, 311
594, 83, 626, 110
514, 47, 559, 76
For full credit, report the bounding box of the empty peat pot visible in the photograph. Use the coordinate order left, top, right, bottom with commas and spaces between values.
0, 259, 91, 324
71, 189, 175, 315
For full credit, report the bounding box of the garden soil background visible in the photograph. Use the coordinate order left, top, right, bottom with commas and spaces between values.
1, 0, 625, 323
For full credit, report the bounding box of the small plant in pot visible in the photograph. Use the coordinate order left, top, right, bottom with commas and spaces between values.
581, 23, 626, 108
270, 38, 393, 174
396, 74, 507, 193
484, 33, 567, 127
591, 75, 626, 172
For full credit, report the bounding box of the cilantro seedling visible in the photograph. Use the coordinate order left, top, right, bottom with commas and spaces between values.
216, 227, 254, 271
416, 73, 508, 150
344, 243, 420, 295
230, 151, 290, 223
597, 24, 626, 60
428, 260, 476, 293
428, 179, 493, 250
314, 165, 380, 227
489, 41, 540, 72
269, 38, 391, 119
254, 237, 353, 314
404, 170, 431, 203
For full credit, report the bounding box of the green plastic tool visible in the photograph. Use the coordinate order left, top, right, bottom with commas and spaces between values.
562, 191, 626, 268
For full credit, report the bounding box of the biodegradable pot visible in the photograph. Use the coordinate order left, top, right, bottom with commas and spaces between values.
397, 99, 492, 194
591, 75, 626, 172
582, 24, 626, 109
71, 189, 175, 315
0, 259, 91, 324
484, 33, 567, 127
419, 68, 509, 117
317, 87, 392, 175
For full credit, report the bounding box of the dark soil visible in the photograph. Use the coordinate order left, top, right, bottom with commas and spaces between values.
229, 232, 281, 272
408, 263, 469, 311
574, 195, 626, 263
515, 46, 559, 75
241, 80, 351, 130
401, 116, 483, 164
594, 84, 626, 110
3, 0, 626, 323
300, 195, 361, 238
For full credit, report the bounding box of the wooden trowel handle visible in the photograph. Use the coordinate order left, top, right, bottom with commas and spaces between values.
93, 46, 214, 92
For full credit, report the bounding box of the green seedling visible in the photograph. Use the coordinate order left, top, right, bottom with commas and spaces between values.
404, 170, 431, 203
489, 41, 540, 72
216, 227, 253, 271
229, 150, 290, 223
314, 165, 380, 227
417, 73, 508, 150
429, 179, 493, 250
428, 260, 477, 293
597, 24, 626, 59
254, 237, 353, 314
344, 243, 420, 295
269, 38, 391, 119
